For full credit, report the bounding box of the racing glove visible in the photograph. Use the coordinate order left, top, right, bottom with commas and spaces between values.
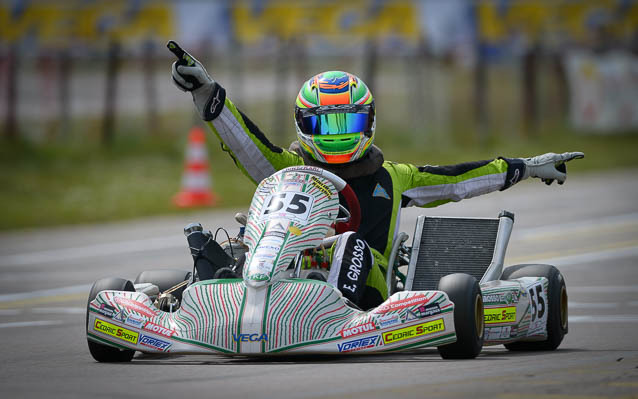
521, 152, 584, 185
168, 40, 225, 121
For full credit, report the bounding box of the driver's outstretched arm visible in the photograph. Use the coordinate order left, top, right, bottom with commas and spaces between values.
397, 151, 582, 208
168, 41, 301, 184
397, 158, 525, 208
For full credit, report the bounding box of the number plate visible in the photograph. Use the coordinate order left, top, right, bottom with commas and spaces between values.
259, 192, 315, 224
527, 281, 548, 335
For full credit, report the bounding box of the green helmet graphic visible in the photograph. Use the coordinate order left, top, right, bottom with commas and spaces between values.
294, 71, 375, 164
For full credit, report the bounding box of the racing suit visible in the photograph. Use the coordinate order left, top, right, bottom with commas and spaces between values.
202, 83, 526, 309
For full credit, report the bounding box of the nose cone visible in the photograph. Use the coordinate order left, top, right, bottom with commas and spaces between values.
245, 278, 267, 288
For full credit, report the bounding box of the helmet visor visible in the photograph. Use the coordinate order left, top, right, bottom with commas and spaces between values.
296, 104, 374, 136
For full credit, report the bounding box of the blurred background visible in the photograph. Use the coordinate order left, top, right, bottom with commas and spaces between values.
1, 0, 638, 230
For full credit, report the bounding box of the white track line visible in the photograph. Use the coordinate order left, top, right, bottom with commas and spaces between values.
568, 302, 619, 309
1, 248, 637, 305
525, 246, 638, 268
0, 320, 64, 329
31, 307, 85, 314
1, 213, 636, 267
0, 307, 86, 315
0, 284, 91, 302
0, 309, 22, 316
0, 235, 183, 266
515, 212, 638, 240
569, 315, 638, 323
568, 285, 638, 293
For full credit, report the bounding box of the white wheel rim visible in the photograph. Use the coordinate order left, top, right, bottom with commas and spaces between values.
475, 294, 484, 339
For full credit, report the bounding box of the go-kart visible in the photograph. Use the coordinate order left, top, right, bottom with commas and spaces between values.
86, 166, 568, 362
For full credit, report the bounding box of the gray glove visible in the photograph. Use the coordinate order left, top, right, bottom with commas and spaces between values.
522, 152, 584, 185
167, 40, 225, 121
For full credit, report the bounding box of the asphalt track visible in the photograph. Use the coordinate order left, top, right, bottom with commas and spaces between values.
1, 170, 637, 398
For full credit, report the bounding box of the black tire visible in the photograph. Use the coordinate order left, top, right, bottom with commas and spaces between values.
86, 277, 136, 363
437, 273, 484, 359
134, 269, 191, 300
501, 264, 568, 351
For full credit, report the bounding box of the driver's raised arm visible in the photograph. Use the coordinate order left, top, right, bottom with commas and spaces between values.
168, 41, 302, 185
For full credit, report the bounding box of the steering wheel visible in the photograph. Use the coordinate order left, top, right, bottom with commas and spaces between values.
335, 183, 361, 234
276, 166, 361, 234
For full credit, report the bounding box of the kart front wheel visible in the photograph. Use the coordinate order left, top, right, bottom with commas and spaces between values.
501, 264, 568, 351
86, 277, 136, 363
437, 273, 484, 359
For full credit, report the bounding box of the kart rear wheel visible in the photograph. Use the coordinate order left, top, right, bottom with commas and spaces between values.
134, 269, 192, 300
501, 264, 567, 351
86, 277, 136, 363
437, 273, 484, 359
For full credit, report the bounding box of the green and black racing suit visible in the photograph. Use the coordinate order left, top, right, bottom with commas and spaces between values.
202, 83, 526, 309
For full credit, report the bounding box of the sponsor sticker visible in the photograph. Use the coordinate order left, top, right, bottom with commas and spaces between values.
281, 183, 302, 192
254, 250, 277, 260
139, 334, 171, 351
285, 166, 325, 175
94, 318, 139, 344
500, 326, 512, 339
257, 245, 281, 252
405, 310, 419, 322
485, 326, 513, 341
124, 314, 145, 329
413, 303, 441, 319
375, 294, 427, 314
484, 292, 520, 305
484, 307, 517, 324
337, 335, 380, 353
382, 319, 445, 345
486, 326, 502, 340
269, 222, 288, 232
483, 293, 505, 304
376, 314, 401, 329
113, 311, 126, 323
340, 321, 376, 338
288, 226, 302, 236
97, 303, 117, 318
510, 326, 518, 338
253, 260, 273, 274
259, 236, 284, 247
232, 333, 268, 342
264, 230, 286, 239
283, 174, 306, 184
247, 273, 269, 282
144, 321, 175, 337
310, 176, 332, 197
114, 297, 157, 318
372, 183, 391, 200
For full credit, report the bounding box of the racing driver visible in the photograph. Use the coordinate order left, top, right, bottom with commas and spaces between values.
168, 41, 583, 310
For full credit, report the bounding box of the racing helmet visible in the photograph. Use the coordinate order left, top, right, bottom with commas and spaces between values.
294, 71, 376, 164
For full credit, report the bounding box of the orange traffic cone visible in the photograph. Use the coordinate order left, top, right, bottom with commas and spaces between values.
173, 126, 218, 208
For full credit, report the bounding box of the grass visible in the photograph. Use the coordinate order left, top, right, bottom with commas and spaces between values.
0, 130, 258, 230
1, 114, 638, 231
